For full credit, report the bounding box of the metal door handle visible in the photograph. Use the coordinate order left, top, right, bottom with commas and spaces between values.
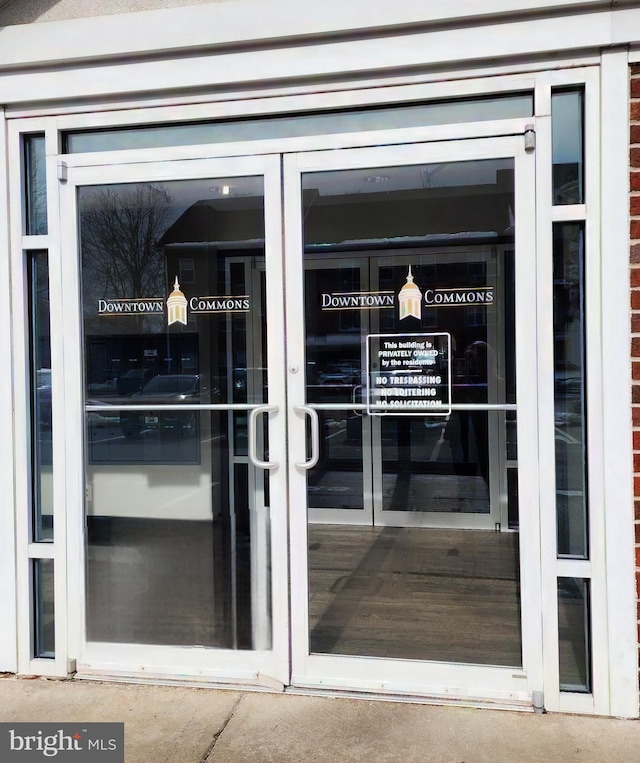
293, 405, 320, 470
352, 384, 364, 417
248, 405, 279, 470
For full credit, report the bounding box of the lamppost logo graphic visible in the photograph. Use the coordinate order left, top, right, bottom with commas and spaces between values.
166, 276, 188, 326
398, 266, 422, 320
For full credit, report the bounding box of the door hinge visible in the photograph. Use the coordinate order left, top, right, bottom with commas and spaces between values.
524, 124, 535, 153
57, 160, 68, 182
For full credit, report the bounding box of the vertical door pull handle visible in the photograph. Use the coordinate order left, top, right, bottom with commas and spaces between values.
248, 405, 279, 470
293, 405, 320, 470
352, 384, 364, 417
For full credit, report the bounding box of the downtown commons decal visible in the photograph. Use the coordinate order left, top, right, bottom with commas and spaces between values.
319, 265, 493, 317
97, 276, 250, 325
320, 266, 493, 416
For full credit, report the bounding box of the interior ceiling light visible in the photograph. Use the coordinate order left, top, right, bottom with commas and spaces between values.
209, 185, 233, 195
364, 175, 390, 183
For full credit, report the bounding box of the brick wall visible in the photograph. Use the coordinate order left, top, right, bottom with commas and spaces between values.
631, 64, 640, 664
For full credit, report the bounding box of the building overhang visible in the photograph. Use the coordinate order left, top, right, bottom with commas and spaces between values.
0, 0, 639, 107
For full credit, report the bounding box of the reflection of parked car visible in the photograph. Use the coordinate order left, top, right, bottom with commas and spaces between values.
88, 378, 117, 396
554, 361, 583, 423
555, 377, 582, 395
318, 361, 361, 385
554, 361, 583, 398
120, 374, 200, 439
116, 368, 155, 396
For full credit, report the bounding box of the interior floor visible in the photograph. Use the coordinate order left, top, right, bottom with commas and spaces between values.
86, 517, 251, 649
83, 518, 586, 685
308, 525, 522, 666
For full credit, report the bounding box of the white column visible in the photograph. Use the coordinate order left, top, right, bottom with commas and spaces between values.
0, 107, 18, 673
601, 47, 639, 719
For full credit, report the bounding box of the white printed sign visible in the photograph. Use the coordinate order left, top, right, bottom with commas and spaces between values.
366, 332, 451, 416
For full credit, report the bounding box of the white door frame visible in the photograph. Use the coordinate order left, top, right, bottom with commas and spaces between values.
302, 255, 374, 527
0, 107, 17, 674
302, 246, 511, 532
58, 154, 290, 687
369, 247, 510, 531
284, 135, 544, 704
6, 60, 632, 715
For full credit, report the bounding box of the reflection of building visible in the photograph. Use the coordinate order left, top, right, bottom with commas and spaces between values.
398, 266, 422, 320
166, 276, 188, 326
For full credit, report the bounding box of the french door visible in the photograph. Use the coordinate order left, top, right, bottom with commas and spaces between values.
60, 155, 290, 685
285, 137, 544, 702
303, 248, 512, 531
60, 134, 543, 704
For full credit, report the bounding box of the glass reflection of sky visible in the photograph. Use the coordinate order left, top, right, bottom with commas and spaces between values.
552, 90, 582, 165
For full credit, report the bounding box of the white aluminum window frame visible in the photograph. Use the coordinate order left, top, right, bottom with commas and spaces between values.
0, 106, 18, 674
7, 118, 69, 679
2, 62, 635, 716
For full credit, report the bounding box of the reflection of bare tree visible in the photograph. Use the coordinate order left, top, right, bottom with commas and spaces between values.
80, 184, 172, 333
79, 183, 177, 396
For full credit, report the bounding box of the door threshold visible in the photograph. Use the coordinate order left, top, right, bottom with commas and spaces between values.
285, 685, 534, 713
73, 670, 532, 712
73, 670, 285, 694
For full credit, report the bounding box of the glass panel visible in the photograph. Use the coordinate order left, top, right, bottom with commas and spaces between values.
507, 468, 519, 530
305, 266, 365, 511
554, 223, 587, 558
24, 135, 48, 235
382, 413, 493, 514
558, 577, 591, 692
80, 176, 272, 649
552, 89, 584, 205
506, 412, 517, 460
65, 93, 533, 153
302, 160, 521, 665
34, 559, 55, 658
29, 251, 53, 541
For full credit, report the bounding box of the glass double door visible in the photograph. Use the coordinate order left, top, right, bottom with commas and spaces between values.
64, 136, 542, 701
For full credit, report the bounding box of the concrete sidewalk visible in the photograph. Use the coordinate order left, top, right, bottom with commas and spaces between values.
1, 675, 640, 762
